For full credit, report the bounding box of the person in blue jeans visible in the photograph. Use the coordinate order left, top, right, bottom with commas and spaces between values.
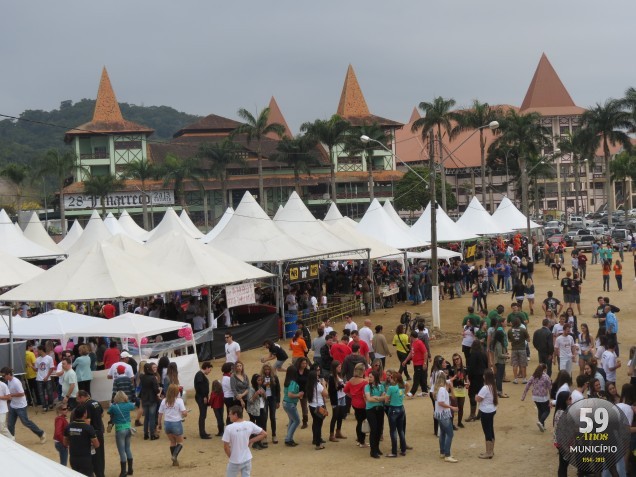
2, 367, 46, 443
433, 372, 459, 463
282, 366, 303, 446
384, 371, 409, 457
108, 391, 136, 477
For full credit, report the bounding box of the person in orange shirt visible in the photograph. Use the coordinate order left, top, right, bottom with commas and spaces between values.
602, 260, 611, 292
289, 330, 308, 366
613, 259, 623, 291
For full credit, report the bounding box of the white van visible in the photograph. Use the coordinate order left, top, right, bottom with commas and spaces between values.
568, 216, 592, 228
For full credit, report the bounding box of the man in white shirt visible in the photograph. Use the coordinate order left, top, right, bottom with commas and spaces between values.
0, 379, 14, 439
570, 375, 587, 403
61, 358, 78, 409
225, 332, 241, 363
359, 319, 375, 361
554, 323, 577, 375
1, 367, 46, 443
35, 345, 55, 411
323, 318, 334, 335
223, 405, 267, 476
601, 342, 621, 386
344, 315, 358, 332
106, 351, 135, 380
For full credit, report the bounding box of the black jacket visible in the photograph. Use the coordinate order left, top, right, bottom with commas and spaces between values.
532, 326, 554, 356
139, 373, 160, 404
194, 370, 210, 399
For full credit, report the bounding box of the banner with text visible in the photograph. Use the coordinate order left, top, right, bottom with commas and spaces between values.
288, 261, 320, 284
64, 190, 174, 209
225, 282, 256, 308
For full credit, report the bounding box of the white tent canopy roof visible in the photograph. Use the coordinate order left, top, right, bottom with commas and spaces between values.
67, 210, 113, 255
0, 241, 181, 302
104, 212, 140, 241
146, 231, 273, 288
0, 249, 45, 287
74, 312, 192, 343
58, 220, 84, 251
322, 220, 401, 259
456, 197, 514, 235
210, 191, 319, 262
104, 233, 149, 257
0, 209, 63, 259
179, 210, 204, 238
273, 204, 285, 221
492, 196, 542, 229
275, 192, 364, 256
356, 199, 427, 250
0, 434, 85, 477
202, 207, 234, 244
0, 309, 104, 344
411, 202, 479, 242
419, 247, 463, 260
22, 211, 64, 254
383, 200, 411, 231
146, 208, 202, 243
323, 202, 344, 222
118, 210, 149, 241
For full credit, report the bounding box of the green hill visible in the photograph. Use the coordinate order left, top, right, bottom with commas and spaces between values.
0, 99, 201, 168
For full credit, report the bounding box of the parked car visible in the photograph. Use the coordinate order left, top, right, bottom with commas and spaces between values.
544, 227, 560, 238
576, 235, 596, 251
611, 229, 631, 250
568, 216, 593, 228
545, 220, 564, 232
547, 234, 565, 245
562, 232, 575, 247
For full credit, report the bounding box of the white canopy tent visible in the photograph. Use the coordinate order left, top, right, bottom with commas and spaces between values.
145, 208, 202, 243
210, 191, 319, 262
67, 210, 112, 255
419, 247, 463, 260
492, 196, 542, 229
356, 199, 427, 250
322, 220, 402, 259
22, 211, 64, 255
383, 200, 411, 231
323, 202, 359, 229
104, 212, 141, 242
202, 207, 234, 244
179, 210, 204, 238
0, 210, 63, 260
118, 210, 149, 241
411, 202, 479, 243
104, 233, 150, 257
272, 204, 285, 221
0, 250, 45, 287
58, 220, 83, 251
0, 435, 85, 477
456, 196, 513, 235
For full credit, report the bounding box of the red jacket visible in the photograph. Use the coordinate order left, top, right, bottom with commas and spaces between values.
54, 415, 68, 444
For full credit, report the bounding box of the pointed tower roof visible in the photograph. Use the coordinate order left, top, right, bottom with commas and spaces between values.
519, 54, 585, 116
266, 96, 293, 139
408, 107, 421, 123
65, 67, 153, 140
335, 65, 402, 127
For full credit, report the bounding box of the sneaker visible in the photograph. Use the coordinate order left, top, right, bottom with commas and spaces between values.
406, 392, 413, 398
537, 421, 545, 432
440, 454, 446, 459
39, 433, 46, 444
416, 392, 424, 397
522, 379, 528, 384
445, 456, 459, 463
513, 379, 518, 384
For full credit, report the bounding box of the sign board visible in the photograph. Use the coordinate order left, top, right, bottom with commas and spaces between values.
288, 261, 320, 284
225, 282, 256, 308
64, 190, 174, 210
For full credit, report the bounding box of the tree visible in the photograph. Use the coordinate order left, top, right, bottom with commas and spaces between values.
269, 135, 319, 197
231, 107, 286, 209
454, 100, 502, 207
300, 115, 351, 203
610, 152, 636, 219
198, 139, 245, 210
581, 99, 633, 225
557, 128, 597, 217
37, 149, 76, 236
394, 166, 457, 212
489, 109, 550, 222
82, 172, 123, 217
343, 123, 385, 202
411, 96, 462, 211
526, 154, 556, 217
158, 153, 205, 214
0, 163, 31, 217
119, 158, 156, 230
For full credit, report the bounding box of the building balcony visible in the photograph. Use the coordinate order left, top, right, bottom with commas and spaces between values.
79, 152, 110, 160
306, 190, 394, 201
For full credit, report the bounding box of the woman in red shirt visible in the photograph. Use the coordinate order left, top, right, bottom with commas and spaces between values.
344, 363, 369, 447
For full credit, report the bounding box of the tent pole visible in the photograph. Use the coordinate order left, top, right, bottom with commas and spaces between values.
9, 311, 14, 369
277, 262, 284, 339
403, 251, 409, 303
367, 249, 374, 312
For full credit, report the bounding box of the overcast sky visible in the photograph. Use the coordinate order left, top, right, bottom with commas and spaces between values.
2, 1, 635, 133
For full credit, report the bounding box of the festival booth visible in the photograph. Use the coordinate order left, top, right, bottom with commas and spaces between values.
103, 212, 143, 242
411, 202, 480, 243
492, 196, 542, 230
66, 210, 113, 255
456, 197, 514, 235
0, 434, 86, 476
202, 207, 234, 244
383, 200, 411, 231
179, 209, 205, 239
0, 209, 64, 260
22, 211, 65, 255
58, 220, 83, 251
356, 199, 427, 250
0, 250, 45, 287
117, 210, 150, 242
145, 207, 202, 243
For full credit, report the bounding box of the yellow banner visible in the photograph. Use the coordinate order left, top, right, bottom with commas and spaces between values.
465, 244, 476, 260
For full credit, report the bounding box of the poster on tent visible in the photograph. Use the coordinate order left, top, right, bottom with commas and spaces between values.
226, 282, 256, 308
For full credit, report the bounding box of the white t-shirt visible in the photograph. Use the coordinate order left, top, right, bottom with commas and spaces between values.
552, 323, 564, 339
434, 387, 452, 418
359, 327, 374, 352
308, 382, 325, 407
107, 362, 134, 379
324, 326, 334, 335
222, 420, 263, 464
571, 389, 585, 403
158, 397, 186, 422
6, 377, 27, 409
310, 296, 318, 312
344, 321, 358, 331
225, 341, 241, 363
477, 385, 497, 413
35, 355, 54, 381
555, 334, 575, 361
617, 403, 634, 427
601, 350, 617, 382
222, 375, 234, 398
0, 381, 9, 414
61, 369, 78, 398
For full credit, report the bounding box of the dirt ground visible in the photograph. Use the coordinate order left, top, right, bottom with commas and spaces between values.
13, 253, 636, 476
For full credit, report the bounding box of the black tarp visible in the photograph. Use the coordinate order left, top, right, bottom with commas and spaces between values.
208, 314, 279, 359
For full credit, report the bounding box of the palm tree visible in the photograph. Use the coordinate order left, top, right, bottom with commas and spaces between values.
557, 128, 597, 217
343, 123, 386, 202
158, 153, 205, 214
581, 99, 633, 225
610, 152, 636, 219
622, 87, 636, 131
120, 158, 156, 230
526, 154, 556, 217
411, 96, 461, 210
82, 172, 123, 217
454, 100, 503, 207
198, 139, 245, 211
37, 149, 76, 236
231, 107, 286, 209
0, 163, 30, 218
300, 115, 351, 203
270, 134, 319, 197
489, 109, 550, 220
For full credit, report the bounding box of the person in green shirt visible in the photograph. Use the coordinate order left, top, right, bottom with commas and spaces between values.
384, 372, 409, 457
282, 367, 303, 446
364, 372, 386, 458
107, 391, 136, 477
487, 305, 505, 329
506, 303, 528, 327
462, 307, 481, 328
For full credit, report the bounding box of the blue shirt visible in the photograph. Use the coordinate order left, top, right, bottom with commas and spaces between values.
605, 312, 618, 334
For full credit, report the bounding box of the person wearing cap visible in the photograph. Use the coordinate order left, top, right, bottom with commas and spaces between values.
107, 352, 135, 381
112, 365, 136, 403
